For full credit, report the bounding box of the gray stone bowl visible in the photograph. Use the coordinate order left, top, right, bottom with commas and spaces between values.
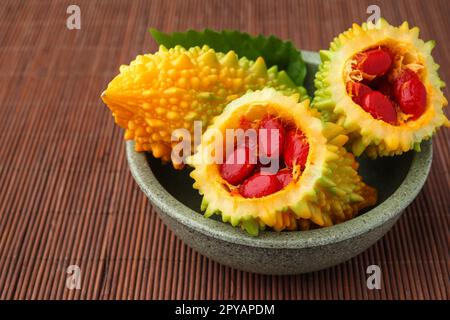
126, 51, 432, 275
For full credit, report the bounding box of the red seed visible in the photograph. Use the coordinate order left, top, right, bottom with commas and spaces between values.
355, 48, 392, 77
258, 116, 285, 158
220, 146, 256, 185
361, 91, 397, 124
239, 172, 282, 198
393, 70, 427, 120
393, 69, 418, 98
276, 169, 293, 188
284, 130, 309, 169
396, 78, 427, 120
347, 81, 373, 105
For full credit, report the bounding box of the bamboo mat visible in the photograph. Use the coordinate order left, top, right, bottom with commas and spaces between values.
0, 0, 448, 300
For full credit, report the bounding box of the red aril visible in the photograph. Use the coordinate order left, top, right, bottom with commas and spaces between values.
393, 69, 417, 98
347, 81, 373, 105
284, 129, 309, 169
239, 172, 282, 198
276, 169, 293, 188
393, 70, 427, 120
220, 145, 256, 185
361, 91, 397, 124
355, 48, 392, 77
258, 116, 285, 158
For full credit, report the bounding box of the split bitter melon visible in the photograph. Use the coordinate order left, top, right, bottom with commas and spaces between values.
313, 19, 449, 157
188, 89, 377, 236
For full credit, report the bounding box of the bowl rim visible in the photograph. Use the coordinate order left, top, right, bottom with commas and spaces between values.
126, 139, 432, 249
125, 50, 433, 250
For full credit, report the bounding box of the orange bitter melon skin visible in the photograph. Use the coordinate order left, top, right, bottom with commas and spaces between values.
101, 45, 306, 166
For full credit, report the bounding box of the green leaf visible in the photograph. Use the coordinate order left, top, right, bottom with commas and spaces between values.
149, 28, 307, 86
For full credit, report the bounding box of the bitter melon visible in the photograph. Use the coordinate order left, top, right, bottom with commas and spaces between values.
313, 19, 449, 157
188, 89, 377, 236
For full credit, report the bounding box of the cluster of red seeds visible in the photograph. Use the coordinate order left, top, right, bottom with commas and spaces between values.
347, 47, 427, 124
219, 116, 309, 198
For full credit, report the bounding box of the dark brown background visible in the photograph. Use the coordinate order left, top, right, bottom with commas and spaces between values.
0, 0, 448, 300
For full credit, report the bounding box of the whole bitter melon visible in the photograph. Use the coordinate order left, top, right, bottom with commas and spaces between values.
101, 45, 307, 167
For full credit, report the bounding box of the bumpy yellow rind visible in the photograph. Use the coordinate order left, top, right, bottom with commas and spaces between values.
101, 45, 307, 166
312, 19, 449, 157
188, 89, 377, 236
